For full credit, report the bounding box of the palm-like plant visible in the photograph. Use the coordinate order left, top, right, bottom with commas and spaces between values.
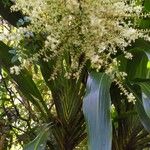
0, 0, 150, 150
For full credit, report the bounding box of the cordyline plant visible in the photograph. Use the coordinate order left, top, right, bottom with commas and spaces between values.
1, 0, 150, 149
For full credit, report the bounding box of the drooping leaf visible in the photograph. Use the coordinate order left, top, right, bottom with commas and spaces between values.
126, 52, 148, 80
136, 96, 150, 133
118, 39, 150, 80
128, 83, 150, 133
11, 55, 19, 63
0, 41, 50, 120
131, 39, 150, 58
138, 82, 150, 119
24, 126, 50, 150
83, 72, 112, 150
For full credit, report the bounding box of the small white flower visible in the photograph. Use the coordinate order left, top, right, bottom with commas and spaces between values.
10, 66, 21, 75
127, 93, 136, 103
0, 34, 5, 41
125, 52, 133, 59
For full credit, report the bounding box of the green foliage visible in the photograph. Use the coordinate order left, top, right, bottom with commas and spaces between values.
24, 125, 50, 150
130, 83, 150, 133
1, 0, 150, 150
140, 82, 150, 119
83, 72, 112, 150
0, 40, 86, 150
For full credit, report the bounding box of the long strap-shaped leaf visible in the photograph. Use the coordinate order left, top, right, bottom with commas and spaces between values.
136, 82, 150, 133
140, 82, 150, 119
0, 41, 49, 120
128, 83, 150, 133
136, 99, 150, 133
23, 125, 50, 150
83, 72, 112, 150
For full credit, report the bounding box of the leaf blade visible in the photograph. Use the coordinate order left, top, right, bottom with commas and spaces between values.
139, 82, 150, 119
128, 84, 150, 133
83, 72, 112, 150
23, 126, 50, 150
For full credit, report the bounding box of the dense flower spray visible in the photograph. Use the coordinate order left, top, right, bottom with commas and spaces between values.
1, 0, 150, 103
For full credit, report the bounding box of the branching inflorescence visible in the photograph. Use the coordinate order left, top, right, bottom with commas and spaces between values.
1, 0, 150, 103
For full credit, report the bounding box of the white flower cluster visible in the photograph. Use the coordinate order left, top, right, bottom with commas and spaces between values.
11, 0, 148, 57
115, 79, 136, 104
2, 0, 149, 103
10, 65, 21, 75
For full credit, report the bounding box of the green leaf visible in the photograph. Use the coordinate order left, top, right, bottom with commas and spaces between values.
136, 96, 150, 133
131, 39, 150, 58
128, 84, 150, 133
118, 39, 150, 80
126, 52, 148, 80
144, 0, 150, 12
136, 99, 150, 133
139, 82, 150, 119
11, 55, 18, 63
83, 72, 112, 150
24, 126, 50, 150
0, 41, 50, 120
9, 49, 16, 55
